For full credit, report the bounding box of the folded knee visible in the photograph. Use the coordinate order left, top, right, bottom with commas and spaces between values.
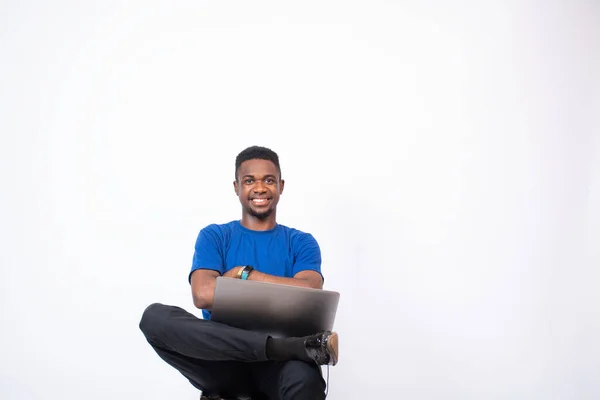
139, 303, 169, 338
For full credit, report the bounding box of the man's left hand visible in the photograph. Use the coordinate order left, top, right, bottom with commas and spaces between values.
223, 266, 243, 279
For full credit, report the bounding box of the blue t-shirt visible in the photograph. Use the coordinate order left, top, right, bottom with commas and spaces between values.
189, 220, 322, 319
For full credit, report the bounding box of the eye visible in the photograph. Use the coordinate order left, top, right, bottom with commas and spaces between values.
265, 178, 275, 184
244, 179, 254, 184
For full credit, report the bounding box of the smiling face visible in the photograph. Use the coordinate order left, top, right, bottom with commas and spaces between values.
234, 158, 285, 228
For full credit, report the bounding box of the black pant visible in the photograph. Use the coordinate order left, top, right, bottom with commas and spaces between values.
139, 303, 326, 400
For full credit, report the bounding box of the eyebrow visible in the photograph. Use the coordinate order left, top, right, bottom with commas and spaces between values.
241, 174, 277, 179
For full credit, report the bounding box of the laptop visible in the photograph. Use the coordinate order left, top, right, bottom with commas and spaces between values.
210, 277, 340, 338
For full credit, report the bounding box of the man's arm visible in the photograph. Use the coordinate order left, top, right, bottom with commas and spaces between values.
231, 267, 323, 290
190, 269, 220, 310
190, 267, 323, 310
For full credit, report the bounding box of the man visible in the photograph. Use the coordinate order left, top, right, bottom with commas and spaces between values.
139, 146, 339, 400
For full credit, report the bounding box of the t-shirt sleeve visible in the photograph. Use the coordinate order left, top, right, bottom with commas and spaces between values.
292, 233, 323, 277
188, 226, 225, 283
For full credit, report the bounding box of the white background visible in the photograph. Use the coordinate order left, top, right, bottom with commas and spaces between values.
1, 1, 599, 399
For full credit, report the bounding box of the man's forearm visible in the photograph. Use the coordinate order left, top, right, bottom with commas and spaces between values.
225, 267, 322, 289
250, 270, 321, 289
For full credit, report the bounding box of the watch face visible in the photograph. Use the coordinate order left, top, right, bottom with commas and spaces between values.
242, 265, 253, 280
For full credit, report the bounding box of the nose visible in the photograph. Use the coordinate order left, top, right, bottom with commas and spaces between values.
253, 180, 267, 192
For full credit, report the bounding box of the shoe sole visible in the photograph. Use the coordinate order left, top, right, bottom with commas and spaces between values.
327, 332, 338, 366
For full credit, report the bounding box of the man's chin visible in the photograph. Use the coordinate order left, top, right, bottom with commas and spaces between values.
246, 206, 273, 220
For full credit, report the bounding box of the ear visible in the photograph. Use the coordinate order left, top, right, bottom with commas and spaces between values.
279, 179, 285, 194
233, 180, 239, 195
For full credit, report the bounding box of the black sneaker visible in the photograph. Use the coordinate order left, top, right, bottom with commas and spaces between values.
304, 331, 338, 366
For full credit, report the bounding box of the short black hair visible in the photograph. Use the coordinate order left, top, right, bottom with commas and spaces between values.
235, 146, 282, 181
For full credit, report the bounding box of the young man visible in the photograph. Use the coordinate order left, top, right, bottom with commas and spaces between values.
139, 146, 339, 400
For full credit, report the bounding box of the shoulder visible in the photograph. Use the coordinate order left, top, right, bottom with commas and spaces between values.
278, 224, 319, 246
198, 220, 239, 240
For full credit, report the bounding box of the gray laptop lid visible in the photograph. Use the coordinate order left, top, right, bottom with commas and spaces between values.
210, 277, 340, 338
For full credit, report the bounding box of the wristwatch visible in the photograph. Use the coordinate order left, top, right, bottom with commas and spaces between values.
240, 265, 254, 280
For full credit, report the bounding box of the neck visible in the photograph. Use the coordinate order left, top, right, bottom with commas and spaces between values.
240, 213, 277, 231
